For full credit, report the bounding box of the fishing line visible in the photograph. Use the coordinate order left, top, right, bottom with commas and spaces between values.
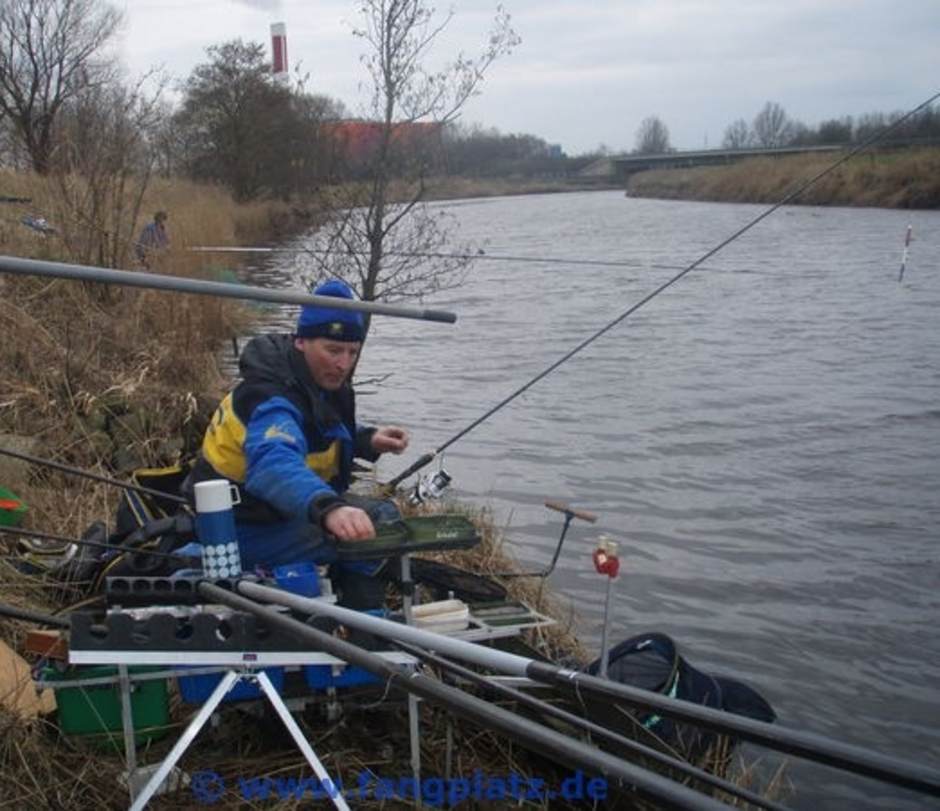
193, 244, 724, 274
0, 446, 188, 504
386, 89, 940, 489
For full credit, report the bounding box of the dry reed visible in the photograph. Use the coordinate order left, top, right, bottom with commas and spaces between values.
627, 147, 940, 209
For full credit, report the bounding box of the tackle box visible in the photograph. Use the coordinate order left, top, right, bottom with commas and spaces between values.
335, 515, 480, 561
303, 608, 383, 690
176, 666, 285, 704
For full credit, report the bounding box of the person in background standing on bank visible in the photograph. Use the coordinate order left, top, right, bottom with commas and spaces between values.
135, 210, 169, 267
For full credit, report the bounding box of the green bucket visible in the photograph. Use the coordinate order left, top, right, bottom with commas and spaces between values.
43, 665, 171, 752
0, 486, 27, 527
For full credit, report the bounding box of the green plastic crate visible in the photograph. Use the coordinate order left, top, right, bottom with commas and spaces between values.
43, 665, 170, 752
0, 486, 27, 527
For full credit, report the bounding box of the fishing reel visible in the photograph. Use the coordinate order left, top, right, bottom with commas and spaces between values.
408, 468, 452, 506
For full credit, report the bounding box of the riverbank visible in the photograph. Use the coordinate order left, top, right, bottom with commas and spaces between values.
626, 147, 940, 208
423, 175, 619, 200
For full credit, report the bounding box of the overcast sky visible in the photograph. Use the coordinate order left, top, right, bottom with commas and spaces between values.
117, 0, 939, 154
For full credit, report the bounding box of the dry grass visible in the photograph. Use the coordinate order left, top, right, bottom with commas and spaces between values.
627, 147, 940, 209
0, 168, 322, 810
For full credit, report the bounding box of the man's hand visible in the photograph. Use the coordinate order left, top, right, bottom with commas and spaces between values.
371, 425, 409, 454
323, 506, 375, 542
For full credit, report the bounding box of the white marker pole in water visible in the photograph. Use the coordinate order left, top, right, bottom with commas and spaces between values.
898, 224, 913, 282
593, 536, 620, 679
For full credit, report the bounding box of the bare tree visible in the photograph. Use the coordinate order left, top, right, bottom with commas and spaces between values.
816, 116, 853, 144
722, 118, 751, 149
752, 101, 793, 148
635, 116, 670, 154
0, 0, 122, 174
307, 1, 519, 330
53, 72, 166, 267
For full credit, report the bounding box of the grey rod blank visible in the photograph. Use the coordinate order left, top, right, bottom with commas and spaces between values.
205, 582, 730, 811
240, 580, 530, 674
0, 255, 457, 324
239, 581, 940, 798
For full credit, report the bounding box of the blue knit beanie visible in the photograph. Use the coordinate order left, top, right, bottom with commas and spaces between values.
295, 280, 365, 342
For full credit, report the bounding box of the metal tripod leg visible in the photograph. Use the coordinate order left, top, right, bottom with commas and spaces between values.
408, 692, 422, 808
401, 553, 415, 624
255, 671, 350, 811
129, 669, 240, 811
118, 664, 138, 789
600, 575, 616, 679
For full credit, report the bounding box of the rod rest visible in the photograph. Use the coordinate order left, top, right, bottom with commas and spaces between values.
70, 606, 309, 653
104, 576, 243, 607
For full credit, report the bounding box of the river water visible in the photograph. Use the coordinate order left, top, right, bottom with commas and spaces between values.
235, 190, 940, 809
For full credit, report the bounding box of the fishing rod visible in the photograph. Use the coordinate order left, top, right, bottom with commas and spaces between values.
0, 256, 457, 324
395, 639, 791, 811
0, 525, 193, 564
240, 582, 940, 799
0, 601, 69, 628
200, 581, 734, 811
0, 446, 188, 505
385, 89, 940, 490
192, 244, 720, 275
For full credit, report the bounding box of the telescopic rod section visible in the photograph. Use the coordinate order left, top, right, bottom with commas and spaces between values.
204, 581, 731, 811
239, 582, 940, 800
0, 256, 457, 324
394, 640, 792, 811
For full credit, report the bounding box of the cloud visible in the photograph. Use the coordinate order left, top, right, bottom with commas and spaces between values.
230, 0, 282, 12
120, 0, 940, 154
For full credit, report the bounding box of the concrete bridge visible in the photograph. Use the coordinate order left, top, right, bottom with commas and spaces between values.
604, 144, 844, 181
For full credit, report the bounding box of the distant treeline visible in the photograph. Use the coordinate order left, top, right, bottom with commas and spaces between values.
720, 101, 940, 150
0, 31, 589, 203
634, 102, 940, 155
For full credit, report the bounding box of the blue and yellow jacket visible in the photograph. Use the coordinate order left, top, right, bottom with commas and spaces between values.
189, 334, 378, 567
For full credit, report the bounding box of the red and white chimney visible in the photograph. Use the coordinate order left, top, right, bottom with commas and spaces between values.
271, 22, 288, 82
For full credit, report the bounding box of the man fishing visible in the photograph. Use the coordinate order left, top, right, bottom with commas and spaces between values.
186, 279, 409, 607
135, 210, 170, 267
